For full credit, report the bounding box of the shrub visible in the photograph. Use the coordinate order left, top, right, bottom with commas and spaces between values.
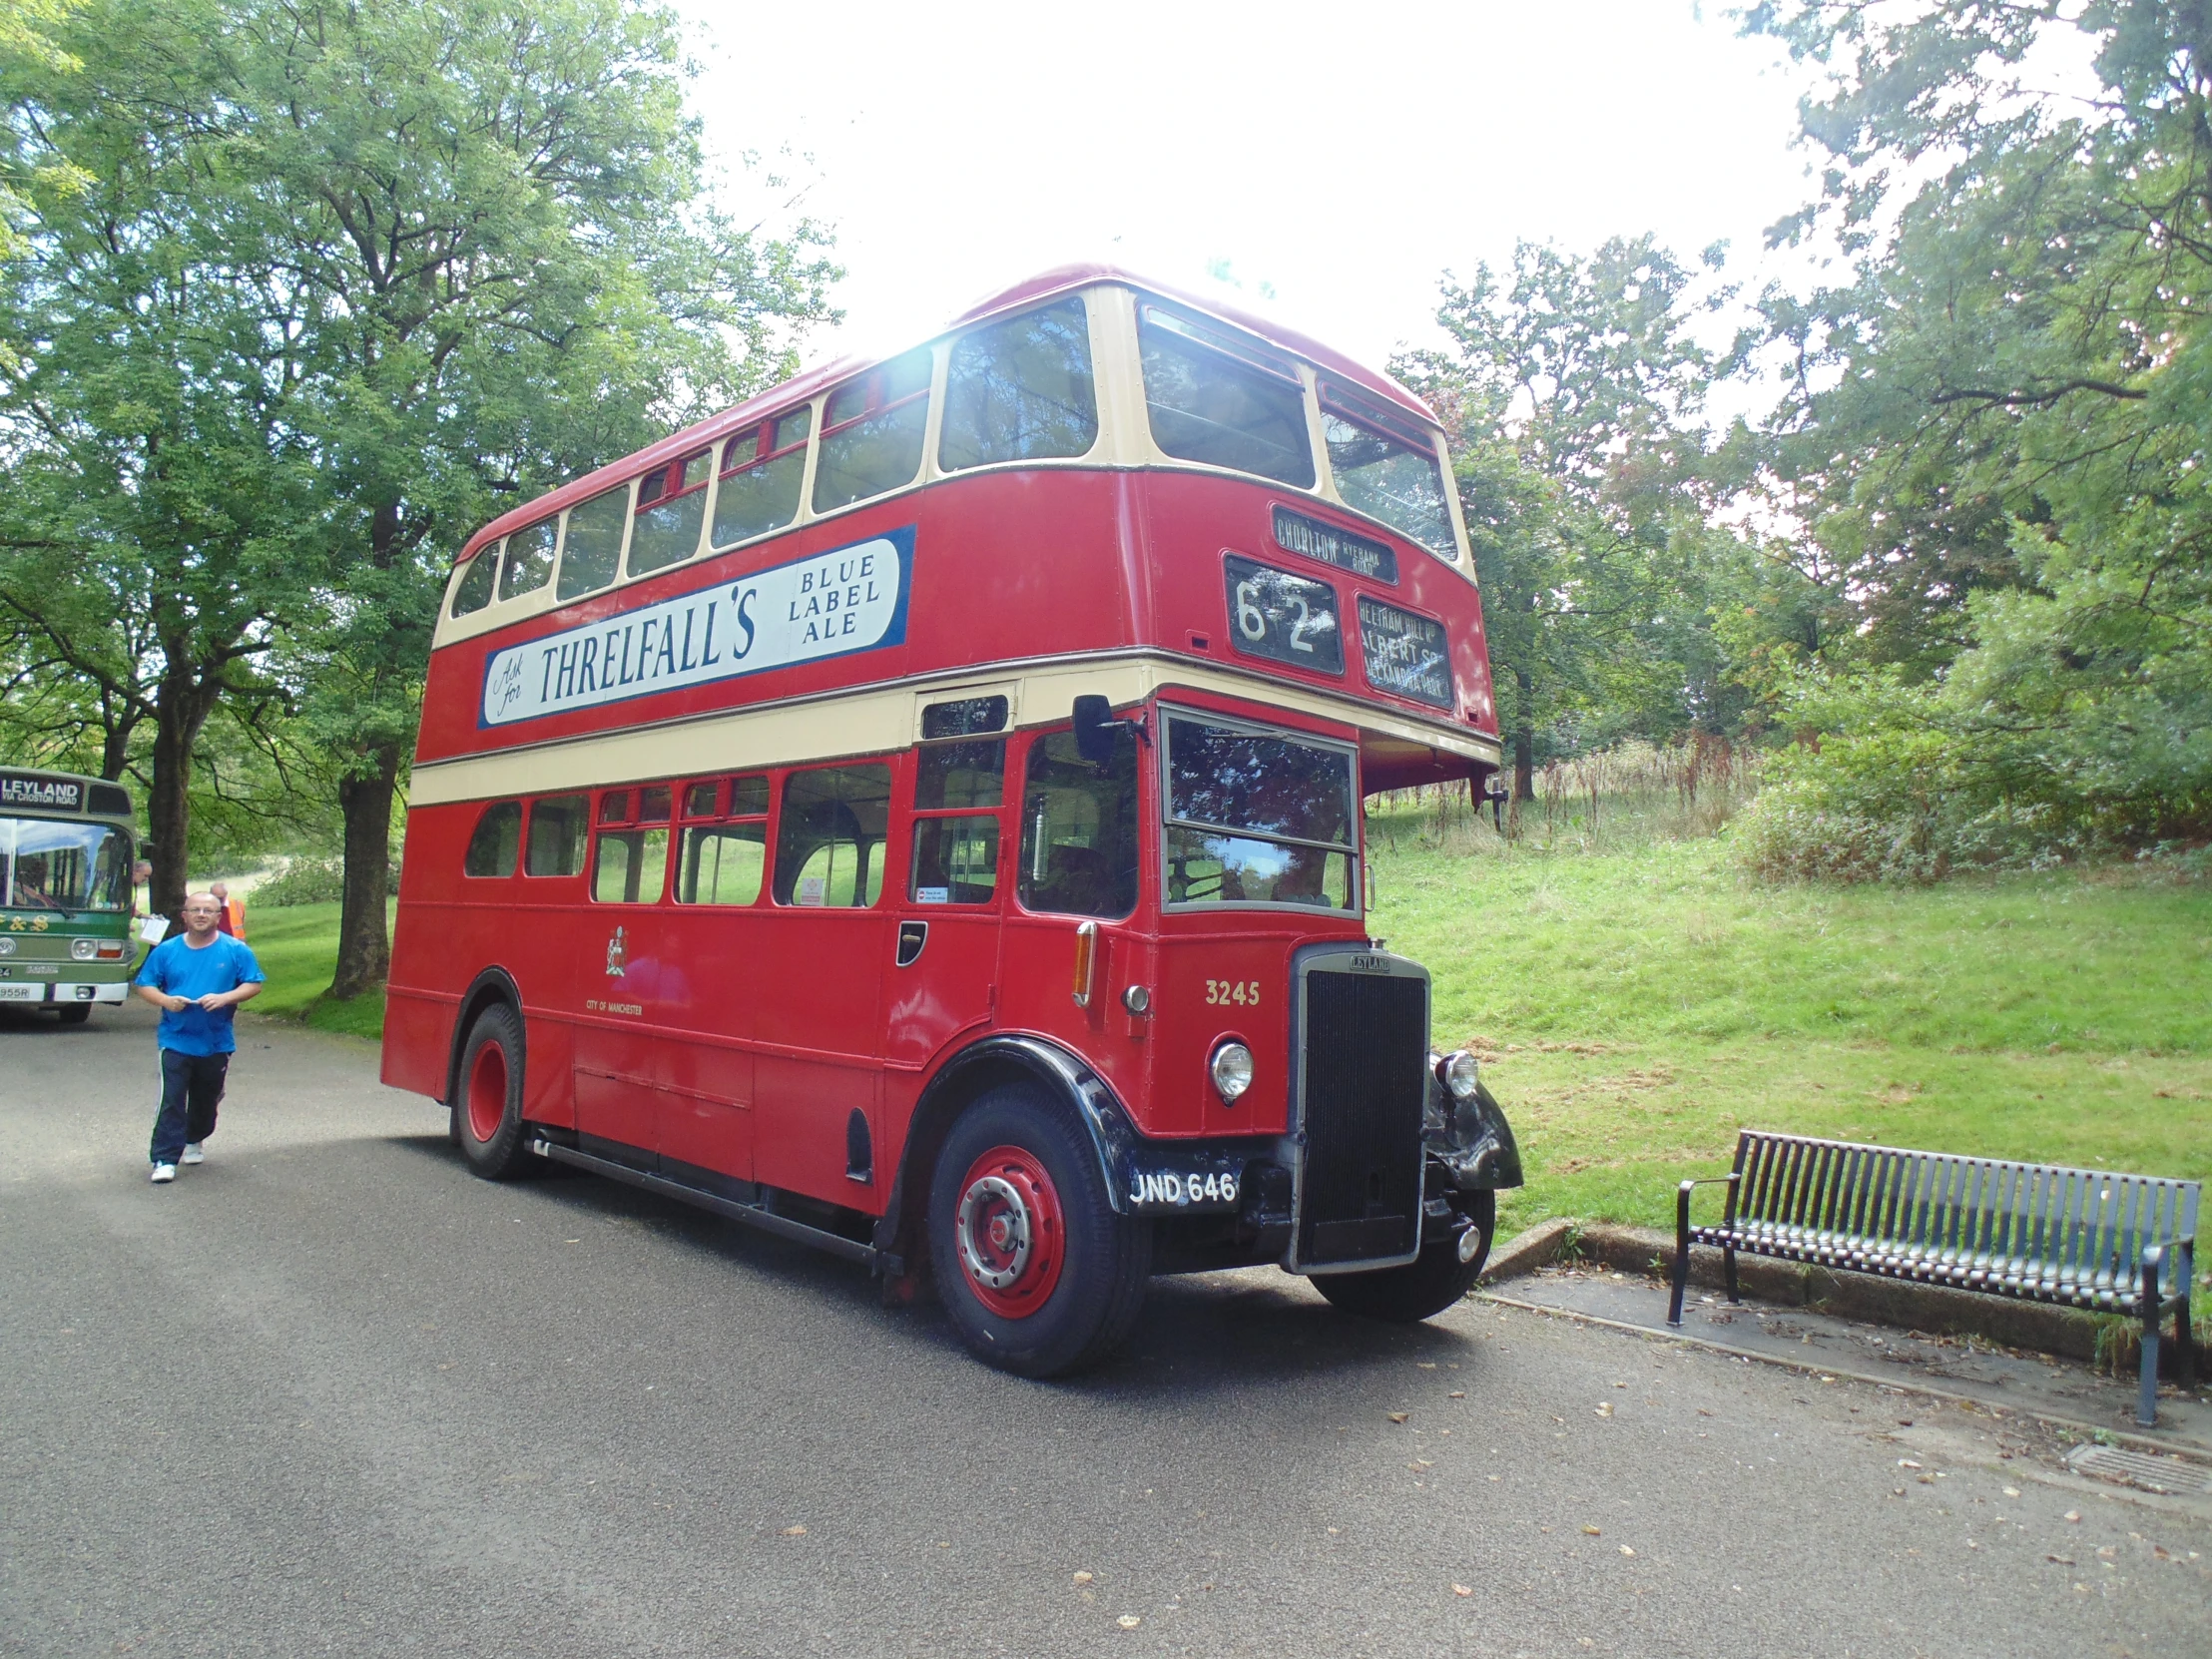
252, 856, 345, 907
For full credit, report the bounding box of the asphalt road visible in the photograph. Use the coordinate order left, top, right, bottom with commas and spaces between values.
4, 1002, 2206, 1659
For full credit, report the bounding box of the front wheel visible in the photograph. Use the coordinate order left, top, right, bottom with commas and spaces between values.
452, 1003, 533, 1180
927, 1084, 1151, 1378
1312, 1189, 1495, 1323
57, 1003, 91, 1026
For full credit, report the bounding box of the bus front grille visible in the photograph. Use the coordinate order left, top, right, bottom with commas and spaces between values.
1297, 968, 1427, 1268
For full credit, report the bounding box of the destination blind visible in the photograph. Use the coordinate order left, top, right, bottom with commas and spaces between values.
0, 773, 83, 812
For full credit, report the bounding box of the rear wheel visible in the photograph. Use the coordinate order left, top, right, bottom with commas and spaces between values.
1312, 1189, 1494, 1324
928, 1083, 1151, 1377
452, 1003, 532, 1180
57, 1003, 91, 1026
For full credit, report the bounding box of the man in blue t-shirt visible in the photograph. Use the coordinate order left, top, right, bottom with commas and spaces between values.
134, 891, 265, 1184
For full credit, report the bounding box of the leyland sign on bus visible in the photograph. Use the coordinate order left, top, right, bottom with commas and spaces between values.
479, 529, 912, 728
0, 772, 84, 812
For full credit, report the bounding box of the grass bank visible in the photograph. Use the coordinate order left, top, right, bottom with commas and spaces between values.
240, 835, 2210, 1250
242, 900, 389, 1040
1368, 816, 2212, 1240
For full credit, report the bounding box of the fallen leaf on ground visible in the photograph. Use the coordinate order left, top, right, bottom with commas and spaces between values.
783, 1525, 807, 1536
2064, 1511, 2081, 1522
1452, 1584, 1472, 1597
1387, 1411, 1409, 1423
1117, 1615, 1141, 1630
1448, 1390, 1466, 1398
1582, 1525, 1601, 1536
1072, 1572, 1093, 1584
1619, 1545, 1635, 1556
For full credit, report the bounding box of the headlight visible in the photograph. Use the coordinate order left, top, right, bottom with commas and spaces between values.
1442, 1050, 1481, 1102
0, 936, 15, 956
1209, 1040, 1254, 1104
71, 937, 99, 960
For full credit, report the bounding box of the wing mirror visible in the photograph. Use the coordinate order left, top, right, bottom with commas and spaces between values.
1072, 694, 1139, 766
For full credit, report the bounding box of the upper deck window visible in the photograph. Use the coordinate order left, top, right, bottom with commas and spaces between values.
814, 348, 933, 513
939, 299, 1098, 471
450, 545, 499, 618
1163, 715, 1356, 911
556, 485, 631, 602
629, 450, 714, 577
1138, 304, 1315, 489
1319, 381, 1454, 558
499, 517, 558, 601
713, 408, 812, 549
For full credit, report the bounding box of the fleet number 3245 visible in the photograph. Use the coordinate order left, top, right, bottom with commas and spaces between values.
1205, 979, 1261, 1006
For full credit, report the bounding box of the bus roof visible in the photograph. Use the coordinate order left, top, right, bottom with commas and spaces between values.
0, 766, 133, 821
453, 265, 1441, 568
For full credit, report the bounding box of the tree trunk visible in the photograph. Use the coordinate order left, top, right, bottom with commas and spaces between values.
330, 743, 398, 1000
146, 649, 218, 933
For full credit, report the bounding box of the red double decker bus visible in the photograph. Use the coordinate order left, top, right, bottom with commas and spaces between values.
382, 265, 1523, 1375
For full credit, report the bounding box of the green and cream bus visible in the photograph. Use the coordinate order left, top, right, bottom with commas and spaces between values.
0, 768, 139, 1023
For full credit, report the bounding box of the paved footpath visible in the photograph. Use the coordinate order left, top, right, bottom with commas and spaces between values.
4, 1002, 2207, 1658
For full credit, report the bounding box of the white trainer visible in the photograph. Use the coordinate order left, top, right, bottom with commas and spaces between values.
182, 1143, 205, 1165
150, 1163, 177, 1184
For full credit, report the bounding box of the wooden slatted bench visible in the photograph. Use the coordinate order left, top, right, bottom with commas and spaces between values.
1668, 1131, 2199, 1426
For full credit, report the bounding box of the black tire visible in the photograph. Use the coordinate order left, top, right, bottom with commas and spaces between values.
1312, 1189, 1495, 1323
56, 1003, 91, 1026
452, 1003, 533, 1180
927, 1083, 1151, 1378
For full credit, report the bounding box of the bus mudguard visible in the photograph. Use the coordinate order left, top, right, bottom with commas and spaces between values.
876, 1034, 1290, 1266
445, 966, 525, 1107
1426, 1076, 1524, 1192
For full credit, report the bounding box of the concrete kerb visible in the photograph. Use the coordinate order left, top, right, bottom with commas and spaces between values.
1480, 1217, 2125, 1368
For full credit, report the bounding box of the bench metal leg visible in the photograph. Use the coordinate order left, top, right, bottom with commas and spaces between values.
2177, 1244, 2196, 1391
1668, 1181, 1694, 1327
2138, 1253, 2164, 1428
1724, 1244, 1740, 1306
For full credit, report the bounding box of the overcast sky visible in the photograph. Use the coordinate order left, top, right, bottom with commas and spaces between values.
680, 0, 1828, 380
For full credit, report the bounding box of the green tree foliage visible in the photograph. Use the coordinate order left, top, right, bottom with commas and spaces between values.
1737, 1, 2212, 864
1398, 238, 1792, 801
0, 0, 836, 982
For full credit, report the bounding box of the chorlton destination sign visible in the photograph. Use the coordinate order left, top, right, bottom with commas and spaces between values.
478, 529, 912, 728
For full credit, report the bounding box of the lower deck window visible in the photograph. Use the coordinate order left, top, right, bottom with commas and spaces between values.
463, 802, 522, 877
679, 823, 766, 905
774, 763, 891, 907
1018, 729, 1138, 918
910, 817, 999, 904
593, 829, 668, 903
524, 796, 589, 876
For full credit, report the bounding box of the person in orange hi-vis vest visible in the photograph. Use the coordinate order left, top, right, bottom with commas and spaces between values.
208, 880, 247, 940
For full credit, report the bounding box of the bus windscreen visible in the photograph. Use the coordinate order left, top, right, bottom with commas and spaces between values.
1162, 718, 1356, 911
0, 818, 131, 912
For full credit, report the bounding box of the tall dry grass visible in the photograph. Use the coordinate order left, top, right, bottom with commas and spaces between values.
1368, 736, 1763, 857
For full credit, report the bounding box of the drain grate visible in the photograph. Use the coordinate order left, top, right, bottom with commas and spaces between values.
2065, 1443, 2212, 1495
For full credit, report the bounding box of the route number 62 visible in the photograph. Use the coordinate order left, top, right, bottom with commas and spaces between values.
1236, 579, 1320, 655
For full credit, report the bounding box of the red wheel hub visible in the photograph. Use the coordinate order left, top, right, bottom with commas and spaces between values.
953, 1145, 1065, 1318
466, 1040, 508, 1145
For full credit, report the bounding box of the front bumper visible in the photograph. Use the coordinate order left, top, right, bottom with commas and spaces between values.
0, 979, 131, 1006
